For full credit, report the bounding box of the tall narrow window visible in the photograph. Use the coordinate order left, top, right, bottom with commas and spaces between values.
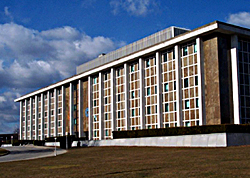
105, 113, 108, 120
146, 59, 150, 67
118, 111, 121, 118
105, 97, 107, 104
131, 65, 135, 72
104, 73, 108, 80
165, 103, 169, 112
164, 83, 169, 92
117, 69, 121, 76
155, 86, 157, 94
147, 106, 151, 114
174, 81, 176, 90
132, 109, 135, 117
118, 94, 121, 102
194, 43, 197, 53
183, 46, 188, 56
105, 130, 108, 136
196, 98, 199, 108
195, 76, 198, 86
184, 78, 189, 88
147, 87, 150, 96
94, 77, 97, 84
131, 91, 135, 99
185, 100, 190, 109
174, 102, 177, 111
163, 53, 167, 62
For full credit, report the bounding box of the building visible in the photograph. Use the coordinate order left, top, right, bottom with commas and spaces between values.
15, 21, 250, 141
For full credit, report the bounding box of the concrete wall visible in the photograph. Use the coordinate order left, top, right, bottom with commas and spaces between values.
88, 133, 227, 147
87, 133, 250, 147
203, 35, 221, 125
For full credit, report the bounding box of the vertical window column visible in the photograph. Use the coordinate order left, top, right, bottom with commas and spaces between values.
54, 88, 58, 136
88, 76, 93, 140
231, 35, 240, 124
139, 58, 145, 129
47, 91, 51, 137
124, 63, 130, 130
25, 99, 27, 140
35, 96, 38, 140
62, 85, 65, 136
196, 37, 205, 125
156, 52, 163, 128
70, 83, 74, 135
175, 45, 183, 127
99, 72, 104, 140
19, 101, 23, 140
41, 93, 44, 140
29, 97, 33, 140
78, 80, 83, 138
111, 68, 116, 137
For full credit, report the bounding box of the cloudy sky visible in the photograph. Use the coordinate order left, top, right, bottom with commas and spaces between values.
0, 0, 250, 134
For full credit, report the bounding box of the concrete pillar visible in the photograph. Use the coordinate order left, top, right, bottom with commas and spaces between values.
78, 79, 83, 137
24, 99, 27, 140
88, 76, 93, 140
156, 52, 163, 128
47, 91, 50, 137
196, 37, 206, 125
19, 101, 23, 140
124, 63, 130, 130
99, 72, 104, 140
35, 96, 38, 140
139, 58, 145, 129
69, 83, 74, 135
231, 35, 240, 124
62, 85, 65, 136
29, 97, 33, 140
175, 45, 183, 127
54, 88, 58, 137
41, 93, 44, 140
111, 68, 116, 136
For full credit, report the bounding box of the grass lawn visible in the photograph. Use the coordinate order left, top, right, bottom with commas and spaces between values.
0, 146, 250, 177
0, 148, 8, 156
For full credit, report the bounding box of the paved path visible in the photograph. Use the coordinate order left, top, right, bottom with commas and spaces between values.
0, 145, 67, 163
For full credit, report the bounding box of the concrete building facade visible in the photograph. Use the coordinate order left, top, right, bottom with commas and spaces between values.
15, 21, 250, 140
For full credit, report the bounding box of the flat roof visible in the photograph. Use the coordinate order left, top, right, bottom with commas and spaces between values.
15, 21, 250, 102
76, 26, 190, 74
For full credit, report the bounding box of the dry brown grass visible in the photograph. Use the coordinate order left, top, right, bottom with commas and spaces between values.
0, 146, 250, 178
0, 148, 8, 156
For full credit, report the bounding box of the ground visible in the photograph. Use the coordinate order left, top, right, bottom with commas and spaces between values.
0, 148, 8, 156
0, 146, 250, 177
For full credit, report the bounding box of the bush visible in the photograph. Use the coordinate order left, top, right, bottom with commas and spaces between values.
113, 124, 250, 139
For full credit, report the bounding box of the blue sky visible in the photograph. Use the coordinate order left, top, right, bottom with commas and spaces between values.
0, 0, 250, 134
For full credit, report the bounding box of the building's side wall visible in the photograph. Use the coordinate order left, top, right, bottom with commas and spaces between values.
203, 36, 221, 125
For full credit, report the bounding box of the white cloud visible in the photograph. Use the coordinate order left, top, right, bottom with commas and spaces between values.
0, 22, 125, 133
4, 6, 13, 22
110, 0, 158, 16
227, 12, 250, 28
